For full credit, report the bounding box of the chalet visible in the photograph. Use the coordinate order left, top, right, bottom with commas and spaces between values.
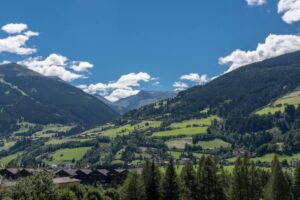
108, 168, 128, 184
0, 167, 130, 185
75, 169, 92, 183
0, 168, 19, 179
55, 169, 77, 177
18, 168, 43, 177
88, 169, 110, 184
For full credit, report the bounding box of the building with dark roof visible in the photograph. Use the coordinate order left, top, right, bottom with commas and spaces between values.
0, 168, 19, 179
108, 168, 128, 184
18, 168, 43, 177
74, 169, 92, 183
55, 169, 77, 177
88, 169, 110, 184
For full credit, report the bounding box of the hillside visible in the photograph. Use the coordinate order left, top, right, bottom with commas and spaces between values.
3, 52, 300, 168
256, 88, 300, 115
125, 50, 300, 121
0, 63, 118, 132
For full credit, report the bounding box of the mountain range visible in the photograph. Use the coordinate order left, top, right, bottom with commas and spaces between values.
97, 90, 176, 114
2, 51, 300, 167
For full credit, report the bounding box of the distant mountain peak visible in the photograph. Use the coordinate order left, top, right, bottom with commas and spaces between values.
97, 90, 177, 114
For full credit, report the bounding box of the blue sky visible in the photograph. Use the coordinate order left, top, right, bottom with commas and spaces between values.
0, 0, 299, 101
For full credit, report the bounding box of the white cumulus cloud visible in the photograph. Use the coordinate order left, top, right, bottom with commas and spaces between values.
219, 34, 300, 72
78, 72, 152, 102
0, 23, 94, 83
173, 73, 210, 91
246, 0, 267, 6
71, 61, 94, 72
173, 81, 189, 91
0, 34, 38, 55
278, 0, 300, 24
0, 23, 38, 55
1, 23, 28, 34
18, 53, 93, 82
180, 73, 210, 85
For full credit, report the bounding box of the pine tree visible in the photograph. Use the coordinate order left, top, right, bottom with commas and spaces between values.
229, 157, 248, 200
160, 159, 180, 200
293, 162, 300, 200
198, 157, 225, 200
196, 155, 206, 199
229, 157, 262, 200
120, 171, 146, 200
248, 161, 262, 200
180, 162, 197, 200
264, 156, 293, 200
142, 160, 160, 200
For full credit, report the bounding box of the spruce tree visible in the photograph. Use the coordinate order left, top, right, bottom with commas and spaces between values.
160, 159, 180, 200
293, 162, 300, 200
180, 162, 197, 200
229, 157, 262, 200
196, 155, 206, 199
120, 171, 146, 200
264, 156, 293, 200
142, 159, 160, 200
198, 157, 225, 200
229, 157, 248, 200
248, 161, 262, 200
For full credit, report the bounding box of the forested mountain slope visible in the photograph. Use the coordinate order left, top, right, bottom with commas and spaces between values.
0, 63, 118, 134
125, 50, 300, 121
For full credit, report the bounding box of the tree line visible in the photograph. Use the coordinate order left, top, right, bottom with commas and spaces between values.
1, 155, 300, 200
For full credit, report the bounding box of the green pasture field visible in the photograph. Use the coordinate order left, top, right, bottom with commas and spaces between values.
197, 139, 231, 149
45, 137, 94, 145
0, 152, 23, 166
168, 151, 183, 159
256, 88, 300, 115
227, 153, 300, 164
152, 126, 208, 137
170, 116, 217, 129
100, 120, 162, 137
165, 137, 193, 150
41, 124, 75, 132
0, 141, 16, 151
134, 121, 162, 130
256, 106, 284, 115
101, 124, 134, 137
45, 147, 91, 165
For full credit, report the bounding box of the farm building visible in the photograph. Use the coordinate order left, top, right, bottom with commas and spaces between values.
0, 168, 19, 179
0, 168, 129, 185
55, 169, 77, 177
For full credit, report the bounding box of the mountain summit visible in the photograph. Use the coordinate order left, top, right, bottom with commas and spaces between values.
0, 63, 118, 130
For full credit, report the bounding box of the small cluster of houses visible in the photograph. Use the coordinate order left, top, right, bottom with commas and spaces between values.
0, 168, 130, 187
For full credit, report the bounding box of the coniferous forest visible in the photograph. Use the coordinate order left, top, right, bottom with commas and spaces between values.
0, 156, 299, 200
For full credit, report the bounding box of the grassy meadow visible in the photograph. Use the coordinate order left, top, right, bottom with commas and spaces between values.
45, 147, 92, 165
257, 88, 300, 115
